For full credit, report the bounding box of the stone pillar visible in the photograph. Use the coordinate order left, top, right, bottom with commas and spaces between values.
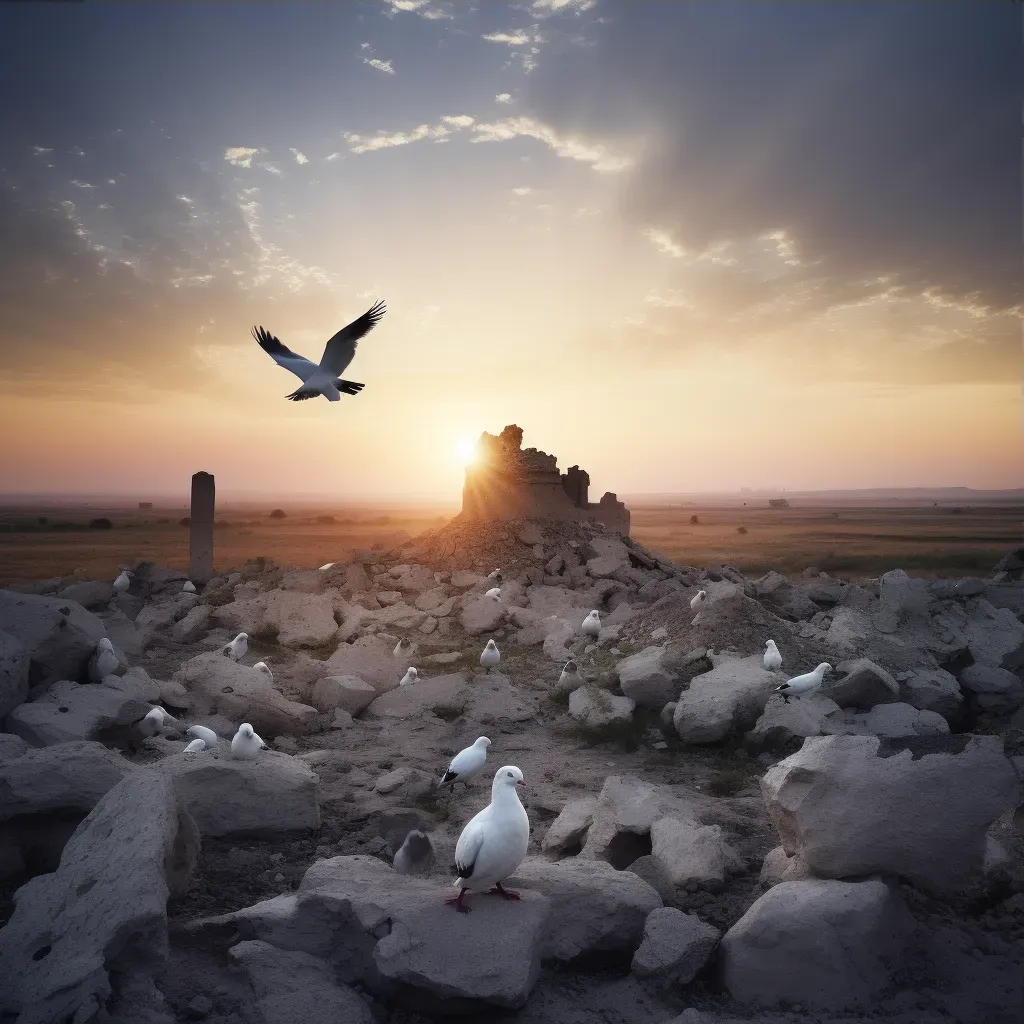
189, 471, 215, 584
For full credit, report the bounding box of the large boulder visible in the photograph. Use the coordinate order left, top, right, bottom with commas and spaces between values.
631, 907, 720, 985
261, 590, 339, 648
363, 673, 470, 721
57, 580, 114, 610
0, 591, 108, 688
745, 693, 841, 751
673, 655, 779, 744
5, 680, 153, 747
541, 796, 598, 856
823, 658, 900, 710
821, 702, 950, 739
507, 857, 662, 962
761, 734, 1022, 896
460, 595, 506, 635
0, 770, 199, 1024
719, 879, 916, 1010
323, 635, 406, 689
190, 855, 550, 1013
616, 647, 679, 709
0, 630, 30, 718
311, 675, 377, 716
0, 740, 134, 821
872, 569, 932, 633
156, 751, 319, 837
649, 817, 743, 889
898, 667, 963, 717
569, 687, 635, 729
173, 653, 318, 737
228, 940, 374, 1024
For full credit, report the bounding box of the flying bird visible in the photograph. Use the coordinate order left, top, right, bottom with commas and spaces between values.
447, 765, 530, 914
251, 299, 386, 402
775, 663, 832, 704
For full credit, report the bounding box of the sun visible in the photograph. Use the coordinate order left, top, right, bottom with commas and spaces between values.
453, 436, 479, 466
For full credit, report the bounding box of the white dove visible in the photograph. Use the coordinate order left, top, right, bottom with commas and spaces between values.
394, 638, 415, 660
186, 725, 220, 747
438, 736, 491, 793
112, 570, 131, 595
581, 610, 601, 639
485, 587, 501, 601
251, 300, 385, 402
690, 590, 707, 612
399, 667, 418, 686
183, 738, 207, 753
763, 639, 783, 672
480, 639, 500, 672
222, 633, 248, 662
231, 723, 268, 759
775, 663, 832, 703
252, 661, 273, 680
138, 706, 177, 738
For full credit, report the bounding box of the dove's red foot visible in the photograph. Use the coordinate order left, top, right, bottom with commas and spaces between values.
488, 882, 521, 901
445, 888, 471, 913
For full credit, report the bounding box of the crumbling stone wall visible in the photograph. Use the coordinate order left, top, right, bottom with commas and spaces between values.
462, 425, 630, 535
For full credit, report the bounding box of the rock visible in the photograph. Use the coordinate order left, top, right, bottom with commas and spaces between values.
157, 678, 191, 710
899, 667, 963, 717
5, 680, 153, 747
631, 907, 720, 985
363, 673, 470, 721
625, 856, 676, 904
0, 591, 108, 688
822, 702, 950, 738
228, 940, 374, 1024
157, 750, 319, 837
960, 663, 1021, 694
745, 693, 841, 751
507, 857, 661, 962
761, 734, 1022, 896
460, 594, 506, 635
673, 655, 779, 744
0, 770, 199, 1024
323, 635, 404, 689
758, 845, 813, 887
650, 817, 743, 888
719, 879, 916, 1010
260, 590, 339, 648
616, 646, 679, 709
311, 675, 377, 716
541, 796, 597, 856
191, 855, 550, 1012
823, 658, 900, 710
171, 604, 212, 644
57, 580, 115, 609
104, 665, 161, 703
134, 597, 194, 637
174, 653, 318, 738
569, 687, 635, 728
873, 568, 932, 633
0, 630, 30, 718
0, 740, 134, 821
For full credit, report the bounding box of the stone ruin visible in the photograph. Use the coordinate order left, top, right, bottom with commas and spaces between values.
461, 425, 630, 535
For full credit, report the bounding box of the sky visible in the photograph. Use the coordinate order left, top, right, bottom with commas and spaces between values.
0, 0, 1020, 500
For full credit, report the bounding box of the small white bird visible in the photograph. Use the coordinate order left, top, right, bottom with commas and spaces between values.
89, 638, 119, 682
399, 667, 418, 687
394, 637, 415, 660
690, 590, 708, 612
393, 829, 435, 876
231, 722, 268, 759
252, 300, 385, 402
775, 662, 832, 703
581, 610, 601, 639
186, 725, 219, 747
557, 659, 582, 694
112, 570, 131, 595
487, 568, 503, 582
438, 736, 491, 793
222, 632, 248, 662
183, 738, 207, 753
763, 639, 783, 673
182, 581, 197, 594
252, 661, 273, 680
485, 587, 501, 601
447, 765, 530, 914
479, 639, 500, 672
138, 706, 177, 738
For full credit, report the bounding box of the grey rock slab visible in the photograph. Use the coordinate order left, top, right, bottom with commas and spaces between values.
156, 750, 319, 837
0, 769, 199, 1024
0, 629, 30, 718
824, 657, 900, 710
0, 740, 134, 822
673, 654, 779, 744
762, 734, 1022, 896
650, 817, 743, 888
311, 674, 377, 716
190, 855, 550, 1012
541, 796, 597, 855
745, 692, 841, 751
0, 590, 108, 688
507, 856, 662, 962
631, 906, 720, 985
719, 878, 916, 1010
822, 702, 950, 738
616, 646, 679, 709
363, 672, 470, 721
569, 686, 635, 728
899, 666, 963, 717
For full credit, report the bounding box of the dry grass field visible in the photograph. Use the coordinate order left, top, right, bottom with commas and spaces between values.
0, 498, 1019, 587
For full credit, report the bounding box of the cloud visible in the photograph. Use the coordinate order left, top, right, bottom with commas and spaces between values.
495, 93, 512, 104
643, 228, 683, 258
31, 146, 53, 157
527, 2, 1021, 312
380, 0, 453, 20
469, 116, 633, 172
290, 149, 309, 165
512, 186, 532, 195
529, 0, 597, 14
223, 146, 263, 168
260, 162, 283, 176
70, 179, 96, 189
360, 41, 371, 49
364, 57, 395, 74
343, 114, 475, 153
325, 152, 341, 161
483, 31, 536, 46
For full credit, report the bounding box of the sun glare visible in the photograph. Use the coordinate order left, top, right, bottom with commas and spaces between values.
454, 436, 479, 466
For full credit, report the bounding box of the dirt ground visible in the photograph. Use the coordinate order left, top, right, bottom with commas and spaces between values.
1, 498, 1020, 586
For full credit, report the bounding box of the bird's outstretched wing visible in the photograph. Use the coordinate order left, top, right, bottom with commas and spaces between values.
318, 300, 386, 376
252, 327, 319, 383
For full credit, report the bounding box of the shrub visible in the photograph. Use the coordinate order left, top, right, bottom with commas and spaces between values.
269, 509, 286, 519
179, 517, 191, 527
89, 517, 113, 530
690, 514, 699, 525
737, 525, 748, 534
